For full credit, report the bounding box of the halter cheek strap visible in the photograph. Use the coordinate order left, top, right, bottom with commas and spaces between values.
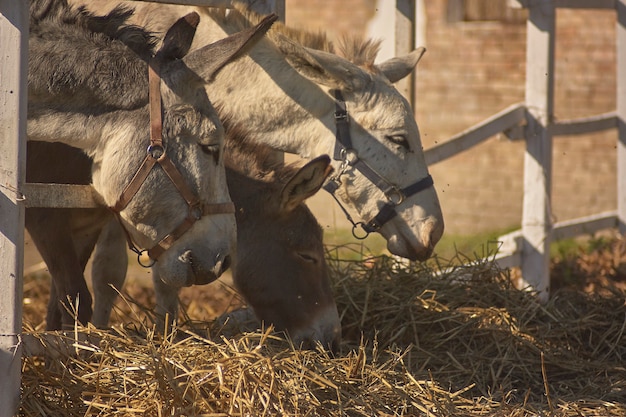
323, 89, 434, 239
109, 58, 234, 267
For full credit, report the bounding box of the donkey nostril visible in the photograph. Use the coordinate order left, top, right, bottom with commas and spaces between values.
429, 219, 444, 248
221, 254, 232, 273
212, 253, 232, 277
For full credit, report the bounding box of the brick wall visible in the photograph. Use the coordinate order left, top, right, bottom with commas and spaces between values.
285, 1, 618, 236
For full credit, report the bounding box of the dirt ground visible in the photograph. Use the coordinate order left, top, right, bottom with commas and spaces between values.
22, 231, 244, 330
21, 228, 626, 330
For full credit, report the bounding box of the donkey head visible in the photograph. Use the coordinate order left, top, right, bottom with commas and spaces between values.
231, 155, 340, 351
100, 13, 278, 288
276, 37, 444, 261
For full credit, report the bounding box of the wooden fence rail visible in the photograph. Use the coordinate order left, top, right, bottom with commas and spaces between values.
424, 103, 526, 166
429, 0, 625, 300
0, 2, 28, 415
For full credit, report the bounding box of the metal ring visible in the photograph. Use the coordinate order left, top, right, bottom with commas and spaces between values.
385, 187, 405, 205
189, 204, 203, 221
147, 144, 165, 160
137, 250, 156, 268
351, 222, 370, 240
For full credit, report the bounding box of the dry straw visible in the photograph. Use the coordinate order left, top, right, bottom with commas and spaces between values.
20, 244, 626, 416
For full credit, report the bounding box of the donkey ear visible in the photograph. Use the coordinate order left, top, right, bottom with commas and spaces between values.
157, 12, 200, 61
376, 47, 426, 84
275, 35, 369, 91
184, 13, 278, 81
280, 155, 333, 212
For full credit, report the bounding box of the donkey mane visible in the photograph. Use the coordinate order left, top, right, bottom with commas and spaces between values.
202, 2, 382, 69
224, 132, 302, 187
30, 0, 156, 55
29, 0, 157, 110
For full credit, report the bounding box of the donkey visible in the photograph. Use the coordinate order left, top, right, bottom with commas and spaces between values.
76, 0, 445, 262
26, 0, 275, 328
27, 139, 341, 349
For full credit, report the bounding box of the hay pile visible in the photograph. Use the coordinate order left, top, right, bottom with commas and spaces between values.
20, 243, 626, 416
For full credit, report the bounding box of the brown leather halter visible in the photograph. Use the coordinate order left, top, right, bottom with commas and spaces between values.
109, 58, 235, 267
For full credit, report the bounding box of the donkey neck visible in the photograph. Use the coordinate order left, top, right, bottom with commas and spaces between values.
129, 4, 338, 159
213, 69, 336, 159
205, 42, 336, 158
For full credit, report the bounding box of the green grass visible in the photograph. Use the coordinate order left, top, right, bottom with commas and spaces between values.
322, 226, 517, 262
323, 227, 388, 261
432, 228, 517, 261
323, 225, 610, 265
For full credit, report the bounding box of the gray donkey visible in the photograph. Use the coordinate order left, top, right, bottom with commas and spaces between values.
26, 0, 275, 328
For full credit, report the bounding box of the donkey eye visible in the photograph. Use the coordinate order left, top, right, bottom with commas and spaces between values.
386, 134, 410, 151
297, 251, 319, 264
199, 143, 220, 155
199, 143, 221, 163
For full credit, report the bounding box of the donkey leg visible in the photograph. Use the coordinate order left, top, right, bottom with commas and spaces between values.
152, 269, 180, 333
26, 208, 93, 330
45, 280, 62, 330
91, 218, 128, 328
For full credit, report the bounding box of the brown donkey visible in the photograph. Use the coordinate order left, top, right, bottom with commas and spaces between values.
151, 143, 341, 350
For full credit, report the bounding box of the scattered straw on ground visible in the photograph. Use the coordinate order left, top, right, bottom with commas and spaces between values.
19, 238, 626, 416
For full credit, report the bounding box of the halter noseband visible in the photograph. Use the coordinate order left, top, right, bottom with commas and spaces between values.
323, 90, 434, 239
109, 58, 234, 267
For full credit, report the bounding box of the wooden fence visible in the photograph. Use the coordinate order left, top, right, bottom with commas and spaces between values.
1, 0, 624, 415
425, 0, 625, 303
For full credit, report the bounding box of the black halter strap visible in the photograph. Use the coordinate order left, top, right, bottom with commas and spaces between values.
323, 90, 434, 238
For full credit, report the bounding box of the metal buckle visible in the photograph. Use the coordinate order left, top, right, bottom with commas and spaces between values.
340, 148, 358, 166
334, 111, 348, 122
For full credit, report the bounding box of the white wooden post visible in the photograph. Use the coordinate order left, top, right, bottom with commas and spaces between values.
520, 0, 555, 302
0, 2, 28, 416
618, 0, 626, 234
395, 0, 416, 108
233, 0, 285, 20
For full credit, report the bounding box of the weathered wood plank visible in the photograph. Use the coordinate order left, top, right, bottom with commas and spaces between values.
509, 0, 615, 9
125, 0, 285, 17
549, 112, 617, 136
493, 252, 522, 271
395, 0, 415, 107
618, 0, 626, 233
425, 103, 526, 165
23, 183, 104, 208
0, 2, 28, 416
493, 212, 617, 275
520, 0, 555, 302
552, 211, 618, 241
126, 0, 238, 7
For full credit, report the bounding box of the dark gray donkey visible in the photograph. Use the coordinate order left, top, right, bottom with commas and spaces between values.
153, 141, 341, 350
